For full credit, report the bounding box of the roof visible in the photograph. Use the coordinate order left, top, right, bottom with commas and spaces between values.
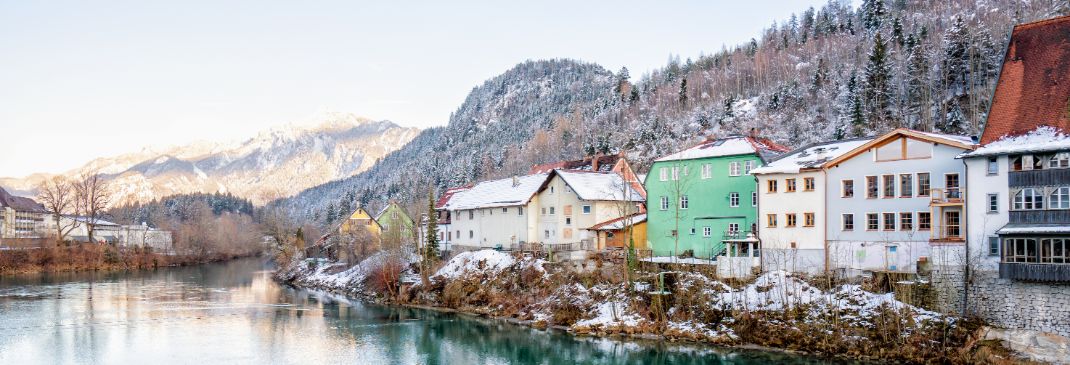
68, 216, 121, 227
979, 15, 1070, 145
997, 223, 1070, 235
961, 126, 1070, 157
654, 136, 790, 163
553, 170, 644, 202
0, 187, 46, 213
445, 173, 550, 210
435, 186, 470, 210
529, 154, 623, 174
750, 138, 873, 175
824, 128, 975, 167
589, 213, 646, 231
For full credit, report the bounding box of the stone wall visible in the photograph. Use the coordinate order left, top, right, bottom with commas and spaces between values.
932, 266, 1070, 338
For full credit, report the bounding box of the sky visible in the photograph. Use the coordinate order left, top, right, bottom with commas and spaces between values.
0, 0, 830, 178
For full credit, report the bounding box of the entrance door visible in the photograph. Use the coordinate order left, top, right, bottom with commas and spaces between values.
886, 245, 898, 271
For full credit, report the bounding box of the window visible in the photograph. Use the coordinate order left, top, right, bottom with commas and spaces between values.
670, 229, 678, 237
917, 173, 931, 197
469, 211, 474, 219
1041, 238, 1067, 263
988, 237, 1000, 257
456, 230, 460, 238
660, 196, 669, 210
899, 212, 913, 231
701, 164, 712, 179
1013, 188, 1044, 210
1050, 187, 1070, 209
744, 160, 755, 175
987, 157, 999, 175
1032, 155, 1046, 170
659, 167, 668, 181
503, 207, 508, 214
786, 213, 797, 227
680, 195, 689, 209
1051, 153, 1070, 168
883, 213, 896, 231
544, 230, 551, 239
671, 166, 680, 181
1011, 156, 1023, 171
946, 173, 961, 199
876, 137, 932, 161
899, 174, 913, 197
565, 217, 572, 225
882, 175, 895, 198
767, 180, 778, 193
702, 226, 712, 237
866, 176, 878, 198
518, 207, 523, 215
803, 177, 815, 191
582, 205, 591, 214
729, 162, 741, 176
918, 212, 932, 230
728, 223, 740, 234
1004, 238, 1036, 263
751, 191, 758, 207
550, 207, 556, 215
842, 180, 855, 198
785, 179, 797, 192
550, 186, 555, 194
729, 192, 740, 207
767, 214, 778, 227
842, 214, 854, 231
469, 230, 474, 239
987, 194, 999, 213
866, 213, 879, 230
803, 213, 815, 227
690, 228, 696, 235
541, 207, 547, 215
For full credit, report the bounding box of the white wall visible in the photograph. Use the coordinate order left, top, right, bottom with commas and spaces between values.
757, 170, 828, 274
449, 204, 531, 249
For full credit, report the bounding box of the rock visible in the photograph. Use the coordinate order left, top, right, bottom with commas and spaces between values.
984, 326, 1070, 364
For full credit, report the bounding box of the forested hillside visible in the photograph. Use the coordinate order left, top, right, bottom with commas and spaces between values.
279, 0, 1070, 224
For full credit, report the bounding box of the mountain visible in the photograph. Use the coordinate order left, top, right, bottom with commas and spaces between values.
0, 112, 419, 206
278, 0, 1070, 225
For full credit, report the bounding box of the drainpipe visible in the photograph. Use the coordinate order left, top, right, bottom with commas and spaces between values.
960, 157, 969, 317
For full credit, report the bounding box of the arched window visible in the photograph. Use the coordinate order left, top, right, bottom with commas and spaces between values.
1014, 188, 1044, 210
1050, 187, 1070, 209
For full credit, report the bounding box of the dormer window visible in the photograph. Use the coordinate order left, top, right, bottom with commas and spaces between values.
1050, 152, 1070, 168
875, 137, 932, 161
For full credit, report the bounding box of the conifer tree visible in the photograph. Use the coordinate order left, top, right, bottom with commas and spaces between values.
325, 203, 336, 226
864, 32, 894, 130
904, 33, 930, 130
424, 190, 440, 262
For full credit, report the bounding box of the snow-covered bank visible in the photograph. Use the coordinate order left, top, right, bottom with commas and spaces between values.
279, 249, 992, 363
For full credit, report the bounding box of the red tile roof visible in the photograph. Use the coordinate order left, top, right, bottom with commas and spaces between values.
980, 15, 1070, 145
435, 186, 470, 210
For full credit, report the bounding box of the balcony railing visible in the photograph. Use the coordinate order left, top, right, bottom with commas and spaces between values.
929, 188, 964, 205
999, 262, 1070, 282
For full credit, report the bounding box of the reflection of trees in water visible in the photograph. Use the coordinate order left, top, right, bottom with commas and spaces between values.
311, 302, 830, 365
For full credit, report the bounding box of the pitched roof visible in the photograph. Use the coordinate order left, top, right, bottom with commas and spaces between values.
553, 170, 644, 202
0, 187, 46, 213
824, 128, 975, 167
655, 136, 789, 163
529, 154, 623, 174
435, 186, 470, 210
750, 138, 873, 175
589, 213, 646, 231
962, 126, 1070, 157
979, 15, 1070, 145
445, 173, 550, 210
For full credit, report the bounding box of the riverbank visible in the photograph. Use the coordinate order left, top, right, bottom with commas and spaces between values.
0, 243, 260, 275
276, 250, 1025, 364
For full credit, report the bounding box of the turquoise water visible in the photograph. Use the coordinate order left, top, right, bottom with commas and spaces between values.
0, 258, 845, 364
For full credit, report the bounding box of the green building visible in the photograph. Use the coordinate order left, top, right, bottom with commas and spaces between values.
375, 201, 416, 248
645, 136, 787, 258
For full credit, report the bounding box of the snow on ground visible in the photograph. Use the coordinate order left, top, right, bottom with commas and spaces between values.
718, 270, 824, 311
434, 249, 518, 280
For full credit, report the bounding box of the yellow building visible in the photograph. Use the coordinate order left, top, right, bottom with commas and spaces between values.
339, 207, 382, 236
589, 213, 647, 251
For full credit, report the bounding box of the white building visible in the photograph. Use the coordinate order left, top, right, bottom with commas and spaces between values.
534, 170, 644, 249
752, 138, 872, 274
445, 174, 548, 250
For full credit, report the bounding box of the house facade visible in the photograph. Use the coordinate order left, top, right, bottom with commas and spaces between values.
752, 138, 872, 274
645, 136, 787, 258
533, 170, 644, 249
822, 129, 974, 274
446, 174, 547, 250
375, 201, 415, 248
930, 15, 1070, 338
0, 187, 48, 239
339, 207, 382, 237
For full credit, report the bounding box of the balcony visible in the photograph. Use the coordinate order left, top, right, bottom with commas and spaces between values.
999, 262, 1070, 282
929, 188, 964, 206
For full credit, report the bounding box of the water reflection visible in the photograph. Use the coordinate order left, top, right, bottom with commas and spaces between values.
0, 258, 842, 364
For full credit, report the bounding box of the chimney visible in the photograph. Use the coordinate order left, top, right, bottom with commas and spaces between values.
591, 155, 600, 172
512, 175, 520, 187
749, 127, 759, 139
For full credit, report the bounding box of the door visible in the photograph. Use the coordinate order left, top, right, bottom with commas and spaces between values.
945, 173, 961, 200
886, 245, 898, 271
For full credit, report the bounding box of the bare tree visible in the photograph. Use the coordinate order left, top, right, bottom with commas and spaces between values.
74, 169, 111, 243
36, 176, 77, 245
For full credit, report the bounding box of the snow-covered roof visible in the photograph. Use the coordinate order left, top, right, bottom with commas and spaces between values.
996, 223, 1070, 235
68, 216, 121, 227
750, 138, 873, 175
445, 173, 549, 210
961, 126, 1070, 158
655, 136, 788, 163
556, 170, 644, 202
917, 131, 976, 146
589, 213, 646, 231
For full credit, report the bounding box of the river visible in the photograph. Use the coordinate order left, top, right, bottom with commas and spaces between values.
0, 257, 843, 364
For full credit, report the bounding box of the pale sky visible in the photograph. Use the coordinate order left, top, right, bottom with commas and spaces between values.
0, 0, 829, 178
